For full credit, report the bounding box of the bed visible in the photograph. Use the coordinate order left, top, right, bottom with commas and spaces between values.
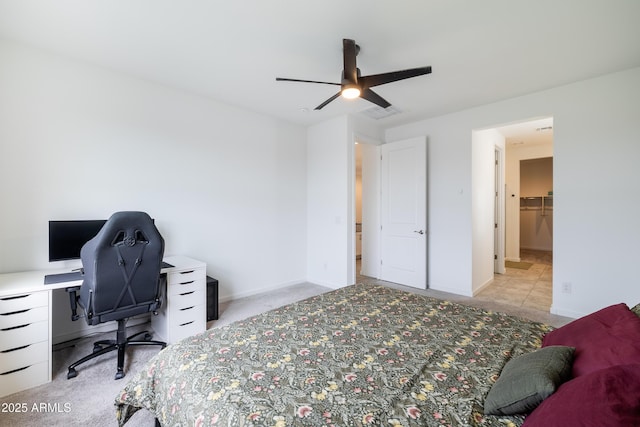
115, 283, 640, 426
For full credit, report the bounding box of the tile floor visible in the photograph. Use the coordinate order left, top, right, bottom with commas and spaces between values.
356, 249, 568, 327
475, 249, 552, 311
356, 248, 554, 313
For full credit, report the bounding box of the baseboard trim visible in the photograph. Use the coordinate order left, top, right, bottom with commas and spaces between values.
550, 305, 583, 319
428, 283, 473, 298
217, 279, 310, 304
473, 277, 494, 296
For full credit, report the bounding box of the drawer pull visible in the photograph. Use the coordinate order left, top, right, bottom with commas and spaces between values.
1, 344, 30, 354
0, 309, 30, 316
179, 281, 194, 285
0, 365, 31, 376
0, 295, 30, 301
179, 291, 195, 296
179, 306, 195, 311
179, 270, 194, 275
1, 323, 30, 332
179, 321, 194, 327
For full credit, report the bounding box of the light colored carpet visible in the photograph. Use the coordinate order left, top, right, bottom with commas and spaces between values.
0, 325, 161, 427
0, 280, 571, 426
0, 283, 329, 427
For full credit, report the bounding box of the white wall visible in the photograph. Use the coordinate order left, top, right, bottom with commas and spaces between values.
472, 129, 505, 294
386, 67, 640, 318
0, 40, 308, 339
306, 116, 350, 287
306, 115, 382, 288
551, 69, 640, 317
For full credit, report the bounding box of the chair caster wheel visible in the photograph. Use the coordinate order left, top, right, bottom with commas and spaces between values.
67, 368, 78, 379
115, 370, 125, 380
93, 344, 102, 352
144, 333, 152, 341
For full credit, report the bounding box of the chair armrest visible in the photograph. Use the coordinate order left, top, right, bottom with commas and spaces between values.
65, 286, 81, 321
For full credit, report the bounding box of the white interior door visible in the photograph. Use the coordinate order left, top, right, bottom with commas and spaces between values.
380, 136, 427, 288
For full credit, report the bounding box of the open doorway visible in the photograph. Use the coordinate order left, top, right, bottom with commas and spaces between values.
476, 117, 554, 312
353, 138, 381, 283
520, 157, 553, 258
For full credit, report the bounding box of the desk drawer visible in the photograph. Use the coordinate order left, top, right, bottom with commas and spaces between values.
0, 292, 48, 313
0, 305, 48, 330
0, 361, 48, 398
167, 278, 204, 296
168, 289, 204, 311
172, 303, 205, 327
0, 321, 48, 353
168, 268, 205, 286
0, 340, 48, 374
172, 315, 206, 342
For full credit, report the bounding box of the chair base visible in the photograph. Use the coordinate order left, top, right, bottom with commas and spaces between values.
67, 319, 166, 380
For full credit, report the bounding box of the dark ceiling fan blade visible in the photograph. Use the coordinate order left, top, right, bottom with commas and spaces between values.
276, 77, 340, 86
360, 88, 391, 109
314, 92, 341, 110
342, 39, 358, 84
360, 66, 432, 88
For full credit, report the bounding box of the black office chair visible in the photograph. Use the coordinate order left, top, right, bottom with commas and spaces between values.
66, 211, 167, 380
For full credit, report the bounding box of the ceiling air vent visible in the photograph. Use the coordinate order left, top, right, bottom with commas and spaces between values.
359, 105, 402, 120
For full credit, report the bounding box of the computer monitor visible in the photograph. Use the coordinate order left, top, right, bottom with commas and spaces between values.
48, 220, 107, 262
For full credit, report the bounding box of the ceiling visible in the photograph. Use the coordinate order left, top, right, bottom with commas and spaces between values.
498, 117, 554, 148
1, 1, 639, 128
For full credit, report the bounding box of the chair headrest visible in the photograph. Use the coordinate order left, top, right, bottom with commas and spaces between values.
101, 212, 157, 246
84, 211, 162, 253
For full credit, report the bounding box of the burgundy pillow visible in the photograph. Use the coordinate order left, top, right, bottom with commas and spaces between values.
522, 364, 640, 427
542, 303, 640, 377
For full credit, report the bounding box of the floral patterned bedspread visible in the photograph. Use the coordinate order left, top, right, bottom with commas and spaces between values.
115, 283, 551, 426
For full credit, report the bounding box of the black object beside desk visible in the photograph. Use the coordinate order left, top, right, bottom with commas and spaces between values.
206, 276, 219, 321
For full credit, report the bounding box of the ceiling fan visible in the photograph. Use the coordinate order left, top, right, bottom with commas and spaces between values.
276, 38, 432, 110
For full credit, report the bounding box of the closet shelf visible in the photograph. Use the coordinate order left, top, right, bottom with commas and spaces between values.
520, 195, 553, 215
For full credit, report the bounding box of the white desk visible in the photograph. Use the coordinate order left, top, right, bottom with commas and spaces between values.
0, 255, 206, 398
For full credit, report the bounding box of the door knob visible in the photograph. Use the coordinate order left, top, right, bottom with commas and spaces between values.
413, 230, 425, 235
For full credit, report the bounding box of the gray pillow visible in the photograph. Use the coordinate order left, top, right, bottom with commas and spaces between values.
483, 346, 575, 415
631, 303, 640, 319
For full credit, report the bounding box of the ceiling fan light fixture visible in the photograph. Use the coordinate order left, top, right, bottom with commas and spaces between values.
341, 85, 361, 99
276, 38, 431, 110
